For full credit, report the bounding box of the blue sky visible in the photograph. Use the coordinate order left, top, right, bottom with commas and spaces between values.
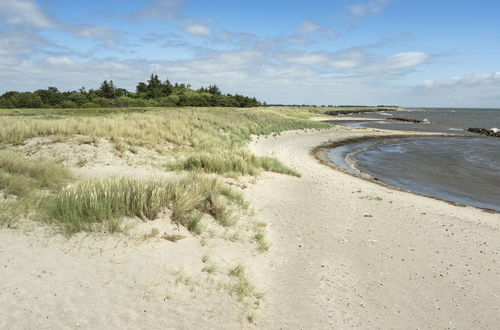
0, 0, 499, 107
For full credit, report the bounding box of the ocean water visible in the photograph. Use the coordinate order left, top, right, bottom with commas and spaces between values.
335, 107, 500, 133
328, 108, 500, 211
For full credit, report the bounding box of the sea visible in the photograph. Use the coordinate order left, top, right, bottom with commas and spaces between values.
327, 108, 500, 211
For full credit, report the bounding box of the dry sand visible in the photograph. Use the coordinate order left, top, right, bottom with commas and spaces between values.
1, 124, 499, 329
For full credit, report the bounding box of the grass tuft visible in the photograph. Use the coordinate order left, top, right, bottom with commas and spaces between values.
45, 175, 247, 234
202, 264, 217, 274
228, 265, 255, 302
168, 148, 300, 177
0, 150, 72, 196
253, 231, 270, 252
187, 211, 203, 235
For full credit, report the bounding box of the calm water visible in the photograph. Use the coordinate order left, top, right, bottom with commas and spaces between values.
328, 108, 500, 211
336, 107, 500, 133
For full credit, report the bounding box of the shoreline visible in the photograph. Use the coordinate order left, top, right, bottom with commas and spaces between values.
248, 125, 500, 328
312, 133, 500, 214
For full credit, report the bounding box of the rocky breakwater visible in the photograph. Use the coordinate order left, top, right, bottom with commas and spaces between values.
324, 108, 395, 116
387, 117, 426, 123
467, 127, 500, 137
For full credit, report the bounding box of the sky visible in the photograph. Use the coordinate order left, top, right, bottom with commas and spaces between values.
0, 0, 499, 107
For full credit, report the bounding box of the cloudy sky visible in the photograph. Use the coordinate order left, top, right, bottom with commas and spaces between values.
0, 0, 499, 107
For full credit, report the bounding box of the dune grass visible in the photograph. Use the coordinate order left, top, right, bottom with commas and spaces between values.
45, 175, 247, 234
168, 148, 300, 177
229, 265, 255, 302
0, 107, 328, 176
0, 107, 328, 150
0, 107, 325, 233
0, 150, 72, 197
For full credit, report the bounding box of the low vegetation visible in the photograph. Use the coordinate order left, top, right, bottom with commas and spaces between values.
229, 265, 255, 301
168, 148, 301, 177
228, 264, 263, 323
0, 107, 328, 176
0, 150, 72, 197
45, 175, 247, 234
0, 106, 329, 236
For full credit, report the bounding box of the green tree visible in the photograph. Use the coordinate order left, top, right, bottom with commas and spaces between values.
35, 87, 63, 106
98, 80, 116, 99
136, 82, 148, 93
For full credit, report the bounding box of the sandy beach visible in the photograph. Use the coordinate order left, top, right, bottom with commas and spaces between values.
248, 125, 500, 329
1, 124, 499, 329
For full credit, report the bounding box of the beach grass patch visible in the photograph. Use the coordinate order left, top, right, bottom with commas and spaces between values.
45, 175, 247, 234
253, 231, 270, 253
228, 265, 255, 302
0, 150, 72, 195
168, 148, 300, 177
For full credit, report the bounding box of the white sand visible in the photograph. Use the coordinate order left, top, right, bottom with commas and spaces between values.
1, 125, 499, 329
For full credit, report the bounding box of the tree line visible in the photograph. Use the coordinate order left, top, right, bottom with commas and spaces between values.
0, 74, 262, 109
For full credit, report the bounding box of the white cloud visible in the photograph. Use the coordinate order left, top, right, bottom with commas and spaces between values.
70, 24, 115, 39
405, 71, 500, 107
296, 20, 338, 39
45, 56, 74, 66
182, 50, 264, 73
0, 29, 52, 55
348, 0, 390, 17
285, 53, 328, 65
297, 20, 320, 34
329, 59, 361, 69
0, 0, 55, 28
329, 50, 366, 69
367, 52, 430, 71
421, 72, 500, 88
67, 24, 118, 47
0, 1, 118, 47
183, 24, 212, 37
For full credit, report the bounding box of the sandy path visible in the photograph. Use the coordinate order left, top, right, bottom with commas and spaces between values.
247, 126, 500, 329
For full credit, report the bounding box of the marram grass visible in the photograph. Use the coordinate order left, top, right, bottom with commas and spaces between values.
45, 175, 247, 234
0, 108, 328, 151
168, 148, 300, 177
0, 107, 328, 176
0, 150, 72, 197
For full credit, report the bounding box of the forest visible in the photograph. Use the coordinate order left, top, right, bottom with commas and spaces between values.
0, 74, 262, 109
